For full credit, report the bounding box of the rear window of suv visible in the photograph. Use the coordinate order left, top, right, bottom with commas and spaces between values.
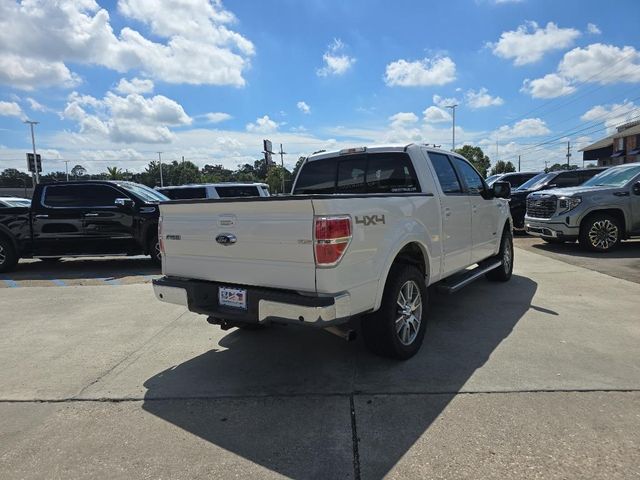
293, 152, 420, 194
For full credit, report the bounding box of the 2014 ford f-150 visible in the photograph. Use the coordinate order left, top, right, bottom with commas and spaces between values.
153, 145, 513, 359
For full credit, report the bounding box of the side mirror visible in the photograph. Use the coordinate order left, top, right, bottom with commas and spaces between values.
492, 181, 511, 199
115, 198, 134, 209
633, 182, 640, 196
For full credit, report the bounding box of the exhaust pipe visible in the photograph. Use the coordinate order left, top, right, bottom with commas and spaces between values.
324, 326, 357, 342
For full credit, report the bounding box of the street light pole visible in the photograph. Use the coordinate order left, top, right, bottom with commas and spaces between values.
64, 160, 70, 181
278, 143, 287, 194
445, 105, 458, 151
24, 120, 40, 184
157, 151, 164, 187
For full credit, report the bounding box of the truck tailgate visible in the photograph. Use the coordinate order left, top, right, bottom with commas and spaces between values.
160, 199, 317, 292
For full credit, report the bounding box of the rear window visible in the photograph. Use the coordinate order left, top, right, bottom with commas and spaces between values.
160, 187, 207, 200
293, 152, 420, 194
216, 186, 260, 198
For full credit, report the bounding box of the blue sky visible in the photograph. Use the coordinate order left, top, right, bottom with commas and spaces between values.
1, 0, 639, 174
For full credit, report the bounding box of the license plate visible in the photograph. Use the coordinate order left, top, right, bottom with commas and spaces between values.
218, 287, 247, 309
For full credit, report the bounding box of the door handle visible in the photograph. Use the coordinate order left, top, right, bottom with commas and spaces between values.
443, 207, 451, 217
613, 192, 629, 197
34, 214, 48, 219
84, 213, 99, 217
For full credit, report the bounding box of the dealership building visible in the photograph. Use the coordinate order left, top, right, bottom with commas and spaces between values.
581, 120, 640, 167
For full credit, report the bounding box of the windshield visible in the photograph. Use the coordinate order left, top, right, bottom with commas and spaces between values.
516, 172, 553, 191
5, 199, 31, 207
485, 174, 502, 186
119, 182, 169, 202
582, 164, 640, 188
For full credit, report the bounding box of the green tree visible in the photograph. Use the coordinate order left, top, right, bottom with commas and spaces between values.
70, 164, 86, 179
291, 156, 306, 181
547, 163, 578, 173
489, 160, 516, 176
454, 145, 491, 177
202, 164, 234, 182
265, 166, 292, 194
0, 168, 32, 187
106, 166, 123, 180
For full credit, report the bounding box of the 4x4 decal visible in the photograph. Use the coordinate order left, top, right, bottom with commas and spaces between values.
355, 214, 386, 226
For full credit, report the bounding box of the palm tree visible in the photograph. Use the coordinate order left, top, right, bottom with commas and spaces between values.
106, 166, 123, 180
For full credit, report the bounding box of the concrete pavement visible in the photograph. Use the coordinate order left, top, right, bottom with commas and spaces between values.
0, 248, 639, 479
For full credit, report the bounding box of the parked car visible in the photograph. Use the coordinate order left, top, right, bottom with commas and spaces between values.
485, 172, 540, 189
525, 163, 640, 251
153, 145, 513, 360
509, 167, 607, 231
0, 197, 31, 208
157, 183, 270, 200
0, 181, 168, 272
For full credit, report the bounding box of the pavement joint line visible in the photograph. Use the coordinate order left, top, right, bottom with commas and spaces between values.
349, 394, 361, 480
3, 388, 640, 404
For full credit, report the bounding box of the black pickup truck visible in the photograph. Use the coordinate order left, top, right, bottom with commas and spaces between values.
0, 181, 167, 272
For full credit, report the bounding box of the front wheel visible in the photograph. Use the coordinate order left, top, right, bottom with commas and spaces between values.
0, 236, 19, 273
579, 214, 621, 252
486, 228, 514, 282
362, 264, 428, 360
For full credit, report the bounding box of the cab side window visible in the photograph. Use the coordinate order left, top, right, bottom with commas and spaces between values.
44, 185, 122, 208
553, 171, 582, 188
429, 153, 463, 194
452, 157, 485, 194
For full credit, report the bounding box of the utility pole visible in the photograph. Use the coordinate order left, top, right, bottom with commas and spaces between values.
278, 143, 287, 194
157, 151, 164, 187
544, 160, 549, 172
566, 141, 571, 168
64, 160, 70, 181
518, 155, 521, 172
24, 120, 40, 184
496, 140, 499, 163
446, 104, 458, 151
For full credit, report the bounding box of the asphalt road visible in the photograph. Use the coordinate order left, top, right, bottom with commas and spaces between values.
0, 248, 639, 479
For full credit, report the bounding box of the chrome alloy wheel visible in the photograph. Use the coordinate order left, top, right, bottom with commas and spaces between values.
395, 280, 422, 346
154, 240, 162, 260
588, 219, 618, 250
503, 238, 512, 272
0, 243, 5, 265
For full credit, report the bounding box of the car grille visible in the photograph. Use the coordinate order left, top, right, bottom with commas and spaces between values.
526, 195, 556, 218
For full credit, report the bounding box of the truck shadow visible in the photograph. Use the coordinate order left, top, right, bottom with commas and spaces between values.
142, 274, 537, 479
1, 257, 159, 282
530, 238, 640, 260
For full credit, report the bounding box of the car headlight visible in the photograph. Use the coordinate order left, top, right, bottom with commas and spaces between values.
557, 196, 581, 213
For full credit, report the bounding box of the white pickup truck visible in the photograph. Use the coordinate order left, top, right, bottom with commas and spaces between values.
153, 145, 513, 359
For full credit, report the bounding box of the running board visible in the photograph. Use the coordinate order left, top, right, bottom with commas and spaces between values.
436, 260, 502, 295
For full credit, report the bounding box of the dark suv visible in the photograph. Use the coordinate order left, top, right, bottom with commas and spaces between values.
509, 168, 607, 231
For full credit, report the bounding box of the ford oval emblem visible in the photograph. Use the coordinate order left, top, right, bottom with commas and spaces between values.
216, 233, 237, 245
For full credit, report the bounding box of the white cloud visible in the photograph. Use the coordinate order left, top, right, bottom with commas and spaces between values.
465, 88, 504, 108
115, 77, 154, 95
432, 94, 460, 108
521, 73, 576, 99
0, 101, 23, 118
423, 106, 451, 123
246, 115, 279, 133
297, 101, 311, 114
587, 23, 601, 35
62, 90, 192, 144
317, 39, 356, 77
522, 43, 640, 98
26, 98, 50, 112
494, 118, 550, 139
385, 56, 456, 86
0, 0, 254, 90
581, 101, 639, 131
489, 21, 580, 65
204, 112, 232, 123
389, 112, 419, 127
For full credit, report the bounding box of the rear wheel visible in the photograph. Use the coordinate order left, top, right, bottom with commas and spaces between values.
362, 264, 427, 360
0, 236, 18, 273
579, 214, 621, 252
149, 235, 161, 265
486, 228, 514, 282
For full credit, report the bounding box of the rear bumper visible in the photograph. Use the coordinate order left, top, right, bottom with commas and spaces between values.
152, 276, 352, 327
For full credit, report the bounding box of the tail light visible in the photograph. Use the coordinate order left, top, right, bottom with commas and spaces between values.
158, 216, 164, 254
314, 216, 352, 267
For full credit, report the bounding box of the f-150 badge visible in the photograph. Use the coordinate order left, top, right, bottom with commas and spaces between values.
355, 215, 386, 226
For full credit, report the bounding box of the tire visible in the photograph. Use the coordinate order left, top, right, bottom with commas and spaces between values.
485, 228, 514, 282
149, 235, 162, 265
0, 236, 19, 273
579, 213, 622, 252
361, 264, 428, 360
